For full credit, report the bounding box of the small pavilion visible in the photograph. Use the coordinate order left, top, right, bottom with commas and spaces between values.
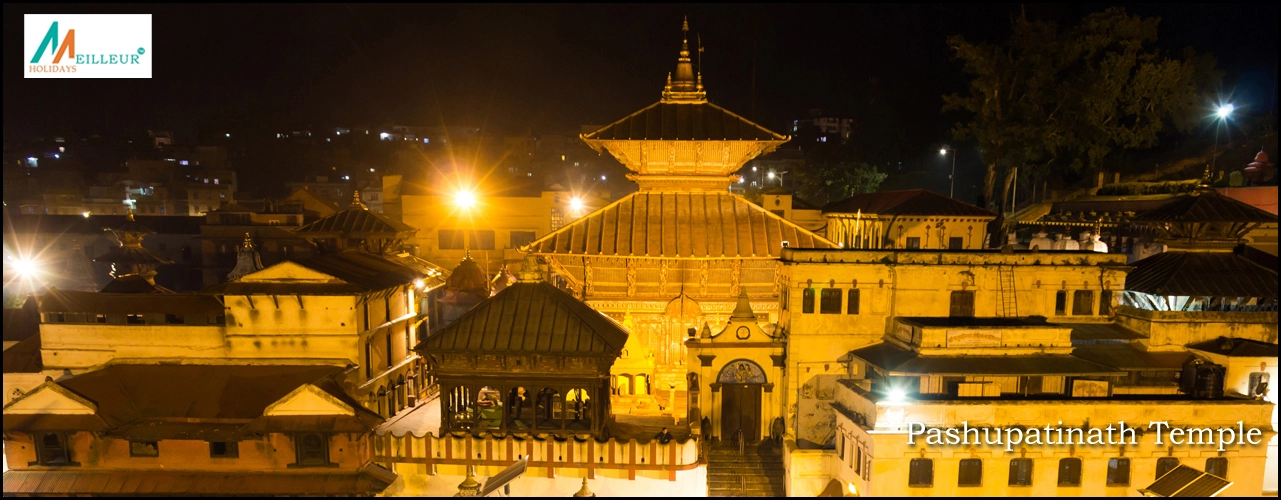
418, 255, 629, 436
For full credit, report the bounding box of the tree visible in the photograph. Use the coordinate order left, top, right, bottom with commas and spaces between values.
944, 8, 1219, 211
793, 159, 887, 207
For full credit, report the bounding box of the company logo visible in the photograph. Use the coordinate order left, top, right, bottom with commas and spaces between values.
25, 14, 152, 78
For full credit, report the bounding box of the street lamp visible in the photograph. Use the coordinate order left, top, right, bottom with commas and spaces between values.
454, 190, 477, 211
940, 146, 957, 198
1212, 103, 1234, 177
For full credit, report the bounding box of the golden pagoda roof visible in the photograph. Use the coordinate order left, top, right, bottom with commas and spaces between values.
522, 191, 837, 259
581, 100, 786, 142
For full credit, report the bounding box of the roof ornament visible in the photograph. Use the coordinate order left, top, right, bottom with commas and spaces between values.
517, 253, 543, 283
350, 189, 368, 209
730, 287, 756, 321
661, 17, 707, 103
227, 232, 265, 281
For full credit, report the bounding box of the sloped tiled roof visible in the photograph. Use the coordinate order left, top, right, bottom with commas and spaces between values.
583, 101, 786, 142
53, 364, 356, 428
421, 281, 628, 356
295, 202, 417, 237
205, 251, 431, 295
1125, 251, 1278, 298
523, 191, 836, 258
1134, 191, 1277, 223
92, 244, 172, 266
823, 189, 995, 217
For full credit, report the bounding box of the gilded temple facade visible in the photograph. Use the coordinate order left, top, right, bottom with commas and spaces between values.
522, 21, 836, 414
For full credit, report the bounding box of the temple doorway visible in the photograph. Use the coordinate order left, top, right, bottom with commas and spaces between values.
717, 359, 768, 442
721, 384, 762, 442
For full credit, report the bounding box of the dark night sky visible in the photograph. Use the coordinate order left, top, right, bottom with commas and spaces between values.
5, 4, 1278, 146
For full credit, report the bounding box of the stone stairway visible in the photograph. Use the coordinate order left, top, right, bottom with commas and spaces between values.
707, 441, 786, 497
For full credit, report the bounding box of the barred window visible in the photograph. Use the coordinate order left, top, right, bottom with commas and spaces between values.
1057, 457, 1082, 486
958, 458, 983, 486
1009, 458, 1033, 486
908, 458, 933, 487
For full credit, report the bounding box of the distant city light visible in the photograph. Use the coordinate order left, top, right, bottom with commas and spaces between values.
600, 175, 607, 181
225, 133, 231, 138
751, 166, 757, 172
940, 148, 948, 155
570, 197, 585, 211
82, 211, 91, 218
53, 154, 60, 159
454, 190, 477, 210
767, 172, 775, 179
1215, 103, 1234, 120
380, 132, 391, 140
342, 175, 350, 180
369, 168, 375, 173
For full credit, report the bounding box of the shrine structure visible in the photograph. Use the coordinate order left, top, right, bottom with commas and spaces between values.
522, 20, 836, 417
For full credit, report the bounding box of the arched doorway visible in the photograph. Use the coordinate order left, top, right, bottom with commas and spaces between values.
718, 359, 767, 442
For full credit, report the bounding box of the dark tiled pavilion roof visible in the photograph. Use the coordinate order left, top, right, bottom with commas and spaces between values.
1134, 191, 1277, 223
822, 189, 995, 217
582, 101, 786, 142
523, 191, 836, 258
295, 198, 417, 238
420, 281, 628, 356
1125, 251, 1278, 298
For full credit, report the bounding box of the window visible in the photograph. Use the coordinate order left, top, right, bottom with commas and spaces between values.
1205, 457, 1227, 478
905, 237, 921, 249
129, 441, 159, 457
385, 332, 393, 369
1247, 372, 1269, 397
164, 314, 184, 325
908, 458, 933, 487
958, 458, 983, 486
771, 209, 785, 217
1057, 457, 1082, 486
838, 433, 845, 460
1009, 458, 1034, 486
363, 302, 370, 330
949, 237, 964, 250
438, 229, 465, 250
855, 446, 863, 474
1055, 291, 1068, 315
294, 433, 329, 466
820, 289, 842, 314
847, 289, 861, 314
209, 314, 226, 325
510, 230, 537, 249
34, 432, 70, 465
802, 288, 815, 314
1072, 290, 1095, 315
209, 441, 239, 458
949, 290, 975, 317
126, 314, 145, 325
1099, 290, 1113, 316
1155, 457, 1180, 479
365, 341, 373, 379
1106, 458, 1130, 486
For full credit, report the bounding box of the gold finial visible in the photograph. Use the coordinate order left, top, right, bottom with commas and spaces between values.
682, 16, 689, 35
574, 477, 595, 497
1199, 164, 1212, 189
242, 232, 255, 250
126, 210, 135, 222
350, 189, 368, 209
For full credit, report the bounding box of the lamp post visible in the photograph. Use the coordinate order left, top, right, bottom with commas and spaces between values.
940, 146, 956, 198
1212, 103, 1234, 179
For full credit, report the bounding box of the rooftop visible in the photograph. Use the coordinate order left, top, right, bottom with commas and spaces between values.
582, 100, 786, 142
1135, 190, 1277, 223
1125, 251, 1278, 298
420, 281, 628, 356
522, 191, 836, 258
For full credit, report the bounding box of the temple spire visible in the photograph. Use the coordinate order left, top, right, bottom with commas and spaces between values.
661, 17, 706, 103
